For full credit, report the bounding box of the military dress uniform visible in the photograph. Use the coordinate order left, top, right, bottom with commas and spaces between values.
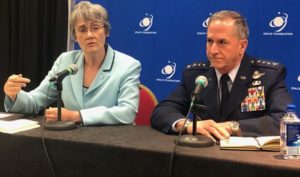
151, 55, 292, 137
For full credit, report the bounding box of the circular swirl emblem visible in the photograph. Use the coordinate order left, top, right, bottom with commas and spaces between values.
139, 14, 153, 31
269, 12, 288, 32
161, 61, 176, 79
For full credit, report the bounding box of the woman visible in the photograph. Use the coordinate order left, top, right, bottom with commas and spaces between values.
3, 1, 141, 126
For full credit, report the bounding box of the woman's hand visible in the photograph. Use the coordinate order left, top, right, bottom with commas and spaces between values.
4, 74, 31, 101
45, 107, 81, 123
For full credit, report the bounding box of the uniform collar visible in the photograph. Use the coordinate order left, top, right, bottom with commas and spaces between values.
215, 62, 241, 84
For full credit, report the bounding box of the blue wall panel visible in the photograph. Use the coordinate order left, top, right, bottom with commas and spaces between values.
76, 0, 300, 113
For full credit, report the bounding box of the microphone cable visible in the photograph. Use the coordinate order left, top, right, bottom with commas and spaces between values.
41, 83, 57, 177
168, 75, 209, 177
40, 58, 80, 177
167, 103, 194, 177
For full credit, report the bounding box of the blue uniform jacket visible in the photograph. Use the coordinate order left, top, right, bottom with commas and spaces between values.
5, 44, 141, 126
151, 55, 292, 137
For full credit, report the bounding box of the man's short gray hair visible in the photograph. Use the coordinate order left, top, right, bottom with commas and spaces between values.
208, 10, 249, 39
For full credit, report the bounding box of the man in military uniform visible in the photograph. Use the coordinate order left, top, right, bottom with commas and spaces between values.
151, 10, 292, 141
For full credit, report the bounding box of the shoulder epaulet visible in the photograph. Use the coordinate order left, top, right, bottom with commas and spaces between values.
185, 61, 211, 71
250, 58, 281, 69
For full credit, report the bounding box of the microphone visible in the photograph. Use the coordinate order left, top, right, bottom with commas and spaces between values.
176, 75, 214, 148
44, 64, 78, 131
191, 75, 208, 104
49, 64, 78, 82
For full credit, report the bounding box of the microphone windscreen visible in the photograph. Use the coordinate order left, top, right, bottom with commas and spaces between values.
195, 75, 208, 88
68, 64, 78, 75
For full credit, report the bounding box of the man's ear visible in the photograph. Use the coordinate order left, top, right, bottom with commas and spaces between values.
239, 39, 248, 55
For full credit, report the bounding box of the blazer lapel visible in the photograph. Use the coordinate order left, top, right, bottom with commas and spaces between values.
70, 52, 84, 107
221, 55, 252, 120
85, 45, 115, 95
201, 68, 219, 119
85, 71, 111, 96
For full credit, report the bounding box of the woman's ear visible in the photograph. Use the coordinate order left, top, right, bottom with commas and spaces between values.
72, 31, 77, 42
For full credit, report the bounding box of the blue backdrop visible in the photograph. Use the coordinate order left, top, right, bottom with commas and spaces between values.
75, 0, 300, 113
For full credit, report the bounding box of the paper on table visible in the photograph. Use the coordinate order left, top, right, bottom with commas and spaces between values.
0, 119, 40, 134
0, 113, 17, 119
0, 112, 24, 120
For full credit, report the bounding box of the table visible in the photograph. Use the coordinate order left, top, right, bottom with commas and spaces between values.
0, 117, 299, 177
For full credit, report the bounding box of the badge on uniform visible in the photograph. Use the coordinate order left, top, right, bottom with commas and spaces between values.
251, 70, 264, 86
241, 86, 266, 112
252, 71, 265, 80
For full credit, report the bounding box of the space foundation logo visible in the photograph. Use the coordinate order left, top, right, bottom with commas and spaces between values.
196, 13, 211, 36
156, 61, 180, 83
263, 12, 293, 36
135, 13, 157, 35
290, 75, 300, 91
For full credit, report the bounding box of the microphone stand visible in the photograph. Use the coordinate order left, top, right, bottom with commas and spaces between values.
169, 93, 214, 177
57, 81, 63, 122
177, 101, 215, 148
44, 80, 77, 131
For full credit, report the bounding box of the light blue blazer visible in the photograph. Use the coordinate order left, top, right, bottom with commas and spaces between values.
5, 44, 141, 125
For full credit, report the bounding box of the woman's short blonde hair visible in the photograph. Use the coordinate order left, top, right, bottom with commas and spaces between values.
70, 1, 111, 38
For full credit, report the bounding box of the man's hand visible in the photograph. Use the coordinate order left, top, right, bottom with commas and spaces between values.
217, 121, 233, 134
193, 120, 230, 142
175, 119, 231, 142
4, 74, 31, 101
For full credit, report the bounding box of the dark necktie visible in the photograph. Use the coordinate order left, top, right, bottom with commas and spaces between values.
220, 74, 230, 116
